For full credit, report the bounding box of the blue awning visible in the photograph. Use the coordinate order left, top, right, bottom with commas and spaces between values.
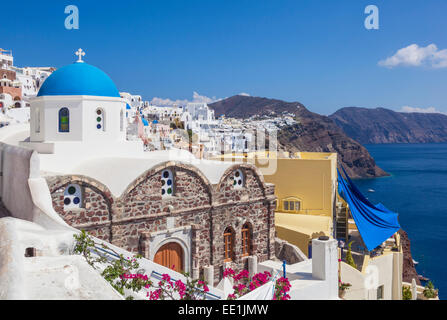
338, 167, 400, 251
126, 104, 131, 110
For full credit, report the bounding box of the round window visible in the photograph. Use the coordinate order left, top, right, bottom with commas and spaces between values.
161, 170, 174, 197
233, 169, 244, 189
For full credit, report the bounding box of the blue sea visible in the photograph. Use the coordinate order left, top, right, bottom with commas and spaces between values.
354, 143, 447, 300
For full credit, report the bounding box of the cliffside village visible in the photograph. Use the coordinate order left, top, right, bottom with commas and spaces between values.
0, 48, 433, 300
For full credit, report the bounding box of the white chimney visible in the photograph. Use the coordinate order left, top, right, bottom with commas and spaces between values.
312, 236, 339, 298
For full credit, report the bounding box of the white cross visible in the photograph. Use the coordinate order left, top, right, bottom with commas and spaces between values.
75, 48, 85, 62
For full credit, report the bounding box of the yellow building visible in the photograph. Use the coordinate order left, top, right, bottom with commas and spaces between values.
213, 151, 338, 256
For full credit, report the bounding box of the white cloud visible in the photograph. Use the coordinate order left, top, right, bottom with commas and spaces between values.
150, 91, 251, 106
150, 97, 189, 106
399, 106, 446, 114
150, 92, 220, 106
379, 44, 447, 68
192, 91, 219, 104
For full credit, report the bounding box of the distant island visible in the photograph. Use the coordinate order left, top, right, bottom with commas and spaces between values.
330, 107, 447, 144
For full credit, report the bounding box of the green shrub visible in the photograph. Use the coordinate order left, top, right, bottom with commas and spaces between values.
423, 281, 438, 299
346, 241, 357, 269
402, 286, 412, 300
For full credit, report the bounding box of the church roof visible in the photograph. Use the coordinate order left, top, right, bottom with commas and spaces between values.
37, 62, 120, 98
38, 149, 241, 197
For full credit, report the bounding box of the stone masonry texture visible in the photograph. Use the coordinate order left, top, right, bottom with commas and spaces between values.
46, 162, 276, 284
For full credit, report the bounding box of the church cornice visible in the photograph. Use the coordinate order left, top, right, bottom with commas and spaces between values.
31, 95, 125, 103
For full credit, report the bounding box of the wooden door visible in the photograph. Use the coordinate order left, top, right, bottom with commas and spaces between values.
154, 242, 184, 273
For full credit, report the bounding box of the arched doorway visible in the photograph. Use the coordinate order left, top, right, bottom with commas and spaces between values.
154, 242, 184, 273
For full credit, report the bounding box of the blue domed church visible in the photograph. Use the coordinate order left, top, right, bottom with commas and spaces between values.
21, 49, 142, 155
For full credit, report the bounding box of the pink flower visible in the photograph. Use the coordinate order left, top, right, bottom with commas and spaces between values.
235, 283, 246, 294
162, 274, 171, 282
197, 280, 209, 293
234, 269, 249, 281
223, 268, 235, 278
175, 280, 186, 299
148, 289, 161, 300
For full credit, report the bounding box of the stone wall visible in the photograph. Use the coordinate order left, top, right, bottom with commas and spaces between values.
46, 162, 276, 283
47, 176, 112, 241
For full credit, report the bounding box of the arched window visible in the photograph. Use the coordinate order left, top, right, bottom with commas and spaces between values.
120, 109, 124, 132
241, 223, 251, 257
282, 197, 302, 213
161, 169, 174, 197
58, 107, 69, 132
96, 108, 105, 131
233, 169, 244, 189
224, 227, 234, 262
63, 184, 82, 210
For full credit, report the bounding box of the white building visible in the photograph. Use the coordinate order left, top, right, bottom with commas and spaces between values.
120, 92, 144, 109
184, 102, 215, 122
14, 67, 53, 99
0, 48, 14, 69
145, 105, 184, 122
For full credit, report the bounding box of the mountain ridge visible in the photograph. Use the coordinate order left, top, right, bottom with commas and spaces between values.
209, 95, 387, 178
330, 107, 447, 144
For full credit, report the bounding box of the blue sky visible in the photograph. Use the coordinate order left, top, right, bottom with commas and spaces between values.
2, 0, 447, 115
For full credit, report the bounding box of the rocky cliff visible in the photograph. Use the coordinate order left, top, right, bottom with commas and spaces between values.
399, 229, 421, 285
209, 95, 388, 178
330, 107, 447, 144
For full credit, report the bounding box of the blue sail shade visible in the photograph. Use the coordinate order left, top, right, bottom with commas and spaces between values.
337, 167, 401, 251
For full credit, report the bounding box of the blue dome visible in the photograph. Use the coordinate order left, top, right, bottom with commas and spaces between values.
37, 62, 120, 98
142, 118, 149, 126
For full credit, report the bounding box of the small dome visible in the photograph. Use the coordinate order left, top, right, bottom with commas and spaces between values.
37, 62, 120, 98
